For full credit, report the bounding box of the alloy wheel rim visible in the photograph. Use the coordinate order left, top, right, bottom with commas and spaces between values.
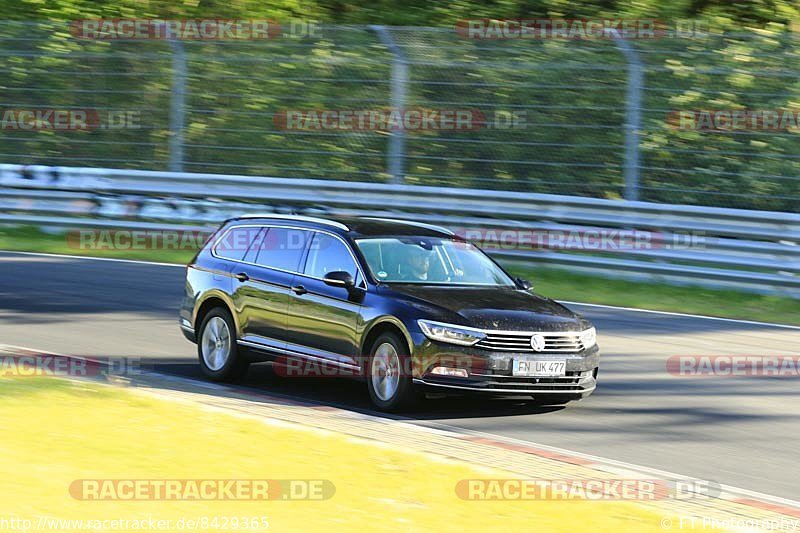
371, 342, 401, 401
201, 316, 231, 371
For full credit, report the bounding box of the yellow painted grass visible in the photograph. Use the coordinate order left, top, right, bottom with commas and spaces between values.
0, 377, 677, 532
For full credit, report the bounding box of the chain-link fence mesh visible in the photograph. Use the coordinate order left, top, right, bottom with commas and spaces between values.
637, 32, 800, 212
1, 21, 798, 212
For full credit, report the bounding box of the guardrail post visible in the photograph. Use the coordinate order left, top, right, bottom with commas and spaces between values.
611, 32, 643, 202
168, 38, 187, 173
371, 25, 407, 185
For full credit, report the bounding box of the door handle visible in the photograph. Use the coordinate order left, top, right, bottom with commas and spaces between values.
291, 285, 307, 295
234, 272, 249, 282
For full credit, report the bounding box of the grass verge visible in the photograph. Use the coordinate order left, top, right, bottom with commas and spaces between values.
507, 266, 800, 326
0, 377, 672, 532
1, 225, 797, 326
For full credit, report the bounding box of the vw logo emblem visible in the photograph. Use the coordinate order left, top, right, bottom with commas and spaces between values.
530, 334, 546, 352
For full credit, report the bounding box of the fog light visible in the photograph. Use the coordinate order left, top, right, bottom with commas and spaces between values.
430, 367, 468, 378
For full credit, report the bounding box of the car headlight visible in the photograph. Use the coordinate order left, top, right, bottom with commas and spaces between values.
580, 326, 597, 349
417, 320, 486, 346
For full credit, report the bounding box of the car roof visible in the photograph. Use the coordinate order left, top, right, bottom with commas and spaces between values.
337, 216, 456, 238
230, 214, 457, 238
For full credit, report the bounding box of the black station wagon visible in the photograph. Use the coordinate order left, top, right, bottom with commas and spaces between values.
180, 215, 599, 411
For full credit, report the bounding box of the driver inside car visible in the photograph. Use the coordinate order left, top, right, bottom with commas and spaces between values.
399, 245, 433, 281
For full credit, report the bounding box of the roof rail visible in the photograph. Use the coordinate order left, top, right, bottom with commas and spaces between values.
235, 213, 349, 231
361, 217, 455, 236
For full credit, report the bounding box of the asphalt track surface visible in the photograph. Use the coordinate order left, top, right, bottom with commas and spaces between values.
2, 251, 799, 499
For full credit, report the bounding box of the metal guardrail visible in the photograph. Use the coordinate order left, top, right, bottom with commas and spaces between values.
1, 163, 798, 297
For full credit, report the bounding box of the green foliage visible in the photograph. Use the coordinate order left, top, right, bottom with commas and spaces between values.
0, 1, 799, 211
0, 0, 797, 26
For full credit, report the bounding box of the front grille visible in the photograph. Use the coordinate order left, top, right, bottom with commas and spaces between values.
475, 332, 584, 353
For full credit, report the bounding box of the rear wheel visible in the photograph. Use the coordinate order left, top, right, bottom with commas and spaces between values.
366, 332, 418, 412
197, 307, 249, 381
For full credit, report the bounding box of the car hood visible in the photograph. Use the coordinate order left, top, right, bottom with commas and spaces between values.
384, 284, 585, 331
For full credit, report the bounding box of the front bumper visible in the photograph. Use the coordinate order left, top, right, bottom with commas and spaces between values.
412, 337, 600, 397
179, 318, 196, 343
412, 370, 597, 398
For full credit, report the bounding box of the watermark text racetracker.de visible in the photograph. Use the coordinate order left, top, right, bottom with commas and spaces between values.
69, 19, 321, 40
667, 356, 800, 377
0, 515, 271, 531
273, 109, 528, 131
455, 228, 705, 252
0, 354, 142, 378
68, 228, 311, 252
1, 108, 140, 131
668, 109, 800, 132
456, 19, 710, 39
67, 229, 214, 251
660, 516, 800, 531
69, 479, 334, 501
455, 478, 721, 500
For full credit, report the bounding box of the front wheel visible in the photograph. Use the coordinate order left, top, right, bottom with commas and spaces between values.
366, 333, 419, 412
197, 307, 249, 381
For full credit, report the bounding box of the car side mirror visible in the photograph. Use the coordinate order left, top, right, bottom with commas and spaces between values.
516, 277, 532, 290
323, 271, 355, 289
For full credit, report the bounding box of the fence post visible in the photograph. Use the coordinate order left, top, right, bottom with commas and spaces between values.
612, 32, 643, 202
371, 25, 408, 184
168, 38, 187, 173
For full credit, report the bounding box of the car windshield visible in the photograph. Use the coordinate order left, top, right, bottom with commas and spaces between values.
355, 237, 516, 286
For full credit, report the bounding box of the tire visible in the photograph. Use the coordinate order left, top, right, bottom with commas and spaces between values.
365, 332, 419, 412
197, 307, 249, 381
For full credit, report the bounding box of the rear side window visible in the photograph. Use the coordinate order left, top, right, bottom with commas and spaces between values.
212, 226, 262, 262
242, 227, 267, 264
254, 227, 312, 272
304, 232, 358, 279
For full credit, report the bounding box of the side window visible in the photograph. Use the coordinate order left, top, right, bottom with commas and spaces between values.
304, 232, 358, 279
242, 227, 267, 263
254, 227, 311, 272
213, 226, 262, 261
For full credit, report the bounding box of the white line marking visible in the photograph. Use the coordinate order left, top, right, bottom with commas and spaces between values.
0, 343, 110, 365
0, 343, 64, 356
562, 301, 800, 330
0, 250, 184, 267
414, 421, 800, 510
1, 250, 798, 329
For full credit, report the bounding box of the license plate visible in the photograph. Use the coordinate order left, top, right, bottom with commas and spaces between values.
512, 359, 566, 377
